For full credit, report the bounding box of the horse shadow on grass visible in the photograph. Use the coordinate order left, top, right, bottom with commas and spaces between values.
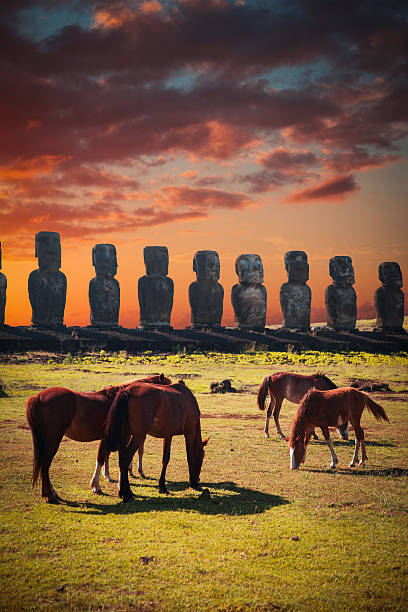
304, 467, 408, 477
60, 481, 289, 517
313, 439, 396, 449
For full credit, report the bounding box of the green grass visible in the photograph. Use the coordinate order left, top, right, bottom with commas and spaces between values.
0, 350, 408, 610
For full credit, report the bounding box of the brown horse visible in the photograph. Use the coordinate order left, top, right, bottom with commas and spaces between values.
104, 380, 208, 502
288, 387, 390, 470
257, 371, 348, 440
26, 374, 171, 503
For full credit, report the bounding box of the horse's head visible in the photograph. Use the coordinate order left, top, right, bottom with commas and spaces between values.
289, 434, 308, 470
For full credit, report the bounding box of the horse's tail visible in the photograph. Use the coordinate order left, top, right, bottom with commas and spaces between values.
104, 390, 130, 452
26, 394, 43, 488
362, 392, 390, 423
257, 376, 270, 411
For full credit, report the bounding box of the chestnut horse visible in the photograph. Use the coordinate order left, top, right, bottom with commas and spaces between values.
104, 380, 208, 502
26, 374, 171, 503
288, 387, 390, 470
257, 372, 348, 440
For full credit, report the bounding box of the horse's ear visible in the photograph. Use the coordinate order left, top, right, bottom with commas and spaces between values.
159, 373, 165, 383
202, 437, 210, 447
178, 379, 186, 386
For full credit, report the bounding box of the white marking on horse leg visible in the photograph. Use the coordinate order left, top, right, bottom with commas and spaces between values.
90, 460, 103, 494
102, 456, 115, 482
359, 440, 367, 466
349, 439, 360, 467
290, 447, 297, 470
326, 437, 338, 468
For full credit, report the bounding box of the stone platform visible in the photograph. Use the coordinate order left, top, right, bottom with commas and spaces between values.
0, 325, 407, 354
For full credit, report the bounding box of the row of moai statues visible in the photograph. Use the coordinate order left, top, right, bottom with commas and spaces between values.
0, 232, 405, 333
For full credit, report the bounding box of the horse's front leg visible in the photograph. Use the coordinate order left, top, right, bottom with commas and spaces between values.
103, 454, 115, 482
159, 437, 172, 494
321, 425, 338, 469
138, 441, 145, 478
349, 438, 360, 467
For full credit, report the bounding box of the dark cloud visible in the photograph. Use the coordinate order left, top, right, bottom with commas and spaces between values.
285, 175, 360, 203
1, 0, 407, 258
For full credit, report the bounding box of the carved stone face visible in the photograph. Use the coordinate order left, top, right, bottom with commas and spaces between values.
35, 231, 61, 270
379, 262, 403, 288
144, 246, 169, 276
193, 250, 220, 281
235, 254, 264, 284
284, 251, 309, 283
329, 256, 355, 286
92, 244, 117, 277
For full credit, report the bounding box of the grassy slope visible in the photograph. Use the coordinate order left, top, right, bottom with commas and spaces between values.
0, 349, 407, 611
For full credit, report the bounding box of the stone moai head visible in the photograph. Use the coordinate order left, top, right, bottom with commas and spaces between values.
193, 250, 220, 282
35, 231, 61, 271
284, 251, 309, 283
92, 244, 117, 277
379, 262, 403, 288
144, 246, 169, 276
329, 256, 355, 286
235, 254, 264, 285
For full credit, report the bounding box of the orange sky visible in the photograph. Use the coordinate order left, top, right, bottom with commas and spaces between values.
1, 0, 407, 328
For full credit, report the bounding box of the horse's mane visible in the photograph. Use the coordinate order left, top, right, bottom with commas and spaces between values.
100, 384, 124, 399
289, 388, 316, 445
312, 372, 337, 389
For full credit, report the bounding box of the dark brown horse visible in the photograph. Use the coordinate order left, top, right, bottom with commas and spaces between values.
26, 374, 171, 503
288, 387, 390, 470
104, 380, 208, 502
257, 372, 348, 440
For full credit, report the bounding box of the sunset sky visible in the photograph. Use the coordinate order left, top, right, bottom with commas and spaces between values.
1, 0, 407, 328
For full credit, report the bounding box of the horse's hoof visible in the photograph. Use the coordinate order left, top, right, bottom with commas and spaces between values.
330, 464, 336, 469
121, 496, 133, 504
92, 487, 103, 495
105, 476, 115, 483
45, 496, 60, 504
138, 471, 146, 479
264, 432, 270, 439
159, 488, 169, 494
349, 462, 355, 467
128, 472, 136, 479
359, 461, 366, 467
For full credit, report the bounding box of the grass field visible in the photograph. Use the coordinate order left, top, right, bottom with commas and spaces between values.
0, 348, 407, 611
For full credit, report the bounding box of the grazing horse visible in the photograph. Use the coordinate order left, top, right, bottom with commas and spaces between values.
26, 374, 171, 503
288, 387, 390, 470
104, 380, 209, 502
257, 371, 348, 440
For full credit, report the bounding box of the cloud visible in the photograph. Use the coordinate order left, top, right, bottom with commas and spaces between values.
285, 175, 360, 203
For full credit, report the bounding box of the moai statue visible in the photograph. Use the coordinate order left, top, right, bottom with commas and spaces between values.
374, 262, 405, 333
325, 256, 357, 331
0, 242, 7, 327
89, 244, 120, 328
28, 231, 67, 329
188, 250, 224, 328
280, 251, 311, 331
231, 254, 267, 331
138, 246, 174, 328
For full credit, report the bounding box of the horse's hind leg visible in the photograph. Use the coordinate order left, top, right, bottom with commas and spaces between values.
138, 441, 145, 478
321, 425, 338, 469
264, 395, 275, 438
352, 424, 367, 467
118, 436, 144, 502
40, 437, 64, 503
273, 398, 285, 439
91, 440, 111, 494
159, 437, 172, 494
